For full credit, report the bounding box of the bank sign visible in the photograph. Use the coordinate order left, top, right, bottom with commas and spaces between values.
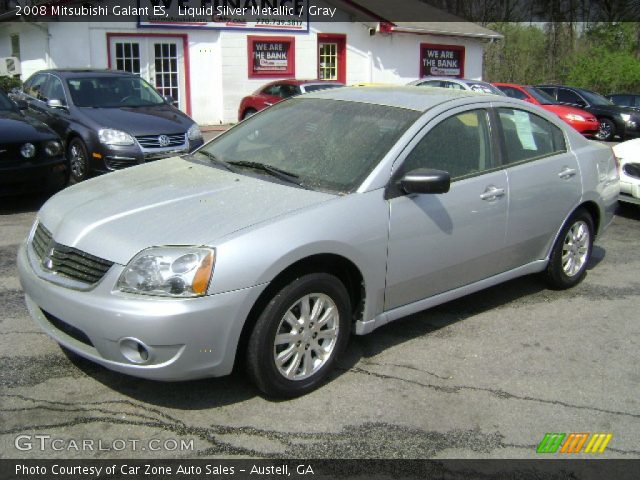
138, 0, 309, 32
420, 44, 465, 78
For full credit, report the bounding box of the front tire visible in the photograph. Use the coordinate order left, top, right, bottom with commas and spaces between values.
595, 118, 616, 141
545, 209, 594, 289
246, 273, 351, 398
68, 138, 90, 183
242, 108, 257, 120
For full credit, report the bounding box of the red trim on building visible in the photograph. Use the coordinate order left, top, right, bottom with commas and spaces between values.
317, 34, 347, 84
247, 36, 296, 78
106, 32, 192, 116
419, 43, 465, 78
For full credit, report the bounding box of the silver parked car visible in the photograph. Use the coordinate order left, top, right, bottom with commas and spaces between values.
18, 87, 619, 397
409, 76, 506, 96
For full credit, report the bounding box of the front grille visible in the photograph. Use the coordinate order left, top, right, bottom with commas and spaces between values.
135, 133, 186, 149
31, 223, 114, 285
105, 157, 138, 170
623, 163, 640, 179
42, 310, 93, 347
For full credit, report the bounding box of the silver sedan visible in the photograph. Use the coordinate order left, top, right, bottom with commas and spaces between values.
18, 87, 619, 397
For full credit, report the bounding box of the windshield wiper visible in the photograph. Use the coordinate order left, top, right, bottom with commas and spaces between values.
194, 150, 233, 172
227, 161, 310, 189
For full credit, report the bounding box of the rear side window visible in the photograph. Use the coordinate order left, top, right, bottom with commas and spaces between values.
401, 109, 493, 180
499, 86, 528, 100
498, 108, 566, 165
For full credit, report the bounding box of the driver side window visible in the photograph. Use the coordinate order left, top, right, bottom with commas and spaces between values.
400, 109, 493, 180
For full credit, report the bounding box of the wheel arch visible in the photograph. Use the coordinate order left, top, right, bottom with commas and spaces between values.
233, 253, 365, 371
547, 201, 601, 261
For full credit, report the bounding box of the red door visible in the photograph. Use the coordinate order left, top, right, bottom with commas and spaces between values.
317, 34, 346, 84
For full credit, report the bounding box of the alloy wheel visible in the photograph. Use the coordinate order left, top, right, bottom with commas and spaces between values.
562, 220, 590, 277
273, 293, 339, 381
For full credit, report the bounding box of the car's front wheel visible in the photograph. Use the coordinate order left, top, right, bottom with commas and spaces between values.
545, 209, 594, 289
246, 272, 351, 398
595, 118, 616, 141
242, 108, 257, 120
68, 138, 90, 183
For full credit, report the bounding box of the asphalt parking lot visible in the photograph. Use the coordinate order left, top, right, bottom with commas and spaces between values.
1, 186, 639, 459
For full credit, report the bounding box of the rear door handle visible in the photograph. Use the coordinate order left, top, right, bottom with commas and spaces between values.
480, 186, 506, 201
558, 167, 577, 179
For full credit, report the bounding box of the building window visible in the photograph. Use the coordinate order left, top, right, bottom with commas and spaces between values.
247, 36, 296, 78
318, 43, 337, 80
154, 43, 179, 104
114, 42, 141, 75
10, 34, 20, 59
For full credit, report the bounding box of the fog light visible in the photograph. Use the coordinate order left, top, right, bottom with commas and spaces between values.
20, 143, 36, 158
119, 337, 151, 364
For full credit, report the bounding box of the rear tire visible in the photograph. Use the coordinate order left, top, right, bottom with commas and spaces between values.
242, 108, 257, 120
545, 209, 594, 289
246, 272, 351, 398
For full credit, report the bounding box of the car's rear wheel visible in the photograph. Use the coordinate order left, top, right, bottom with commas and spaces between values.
246, 272, 351, 398
68, 138, 90, 183
242, 108, 257, 120
595, 118, 616, 141
545, 209, 594, 289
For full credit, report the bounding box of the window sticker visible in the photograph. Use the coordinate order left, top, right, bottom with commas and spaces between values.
512, 110, 537, 150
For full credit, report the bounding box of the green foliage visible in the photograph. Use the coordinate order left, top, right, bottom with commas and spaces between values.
484, 22, 640, 94
0, 76, 21, 93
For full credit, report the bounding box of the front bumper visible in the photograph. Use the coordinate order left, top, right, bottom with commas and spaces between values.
90, 137, 205, 174
619, 163, 640, 205
570, 119, 599, 136
0, 155, 67, 196
18, 242, 265, 381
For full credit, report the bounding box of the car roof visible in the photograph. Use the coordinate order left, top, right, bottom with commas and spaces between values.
35, 69, 136, 78
264, 79, 341, 86
303, 86, 502, 112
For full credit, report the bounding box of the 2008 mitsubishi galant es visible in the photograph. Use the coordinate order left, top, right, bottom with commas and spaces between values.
18, 87, 619, 397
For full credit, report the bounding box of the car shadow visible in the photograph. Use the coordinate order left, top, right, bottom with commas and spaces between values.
0, 192, 50, 215
61, 347, 258, 408
616, 202, 640, 221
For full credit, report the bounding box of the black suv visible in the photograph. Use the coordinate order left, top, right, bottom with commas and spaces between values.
536, 84, 640, 141
12, 69, 204, 182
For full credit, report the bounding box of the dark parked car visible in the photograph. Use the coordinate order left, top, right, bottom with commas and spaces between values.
0, 89, 67, 196
606, 93, 640, 109
238, 79, 343, 120
12, 69, 204, 182
536, 84, 640, 141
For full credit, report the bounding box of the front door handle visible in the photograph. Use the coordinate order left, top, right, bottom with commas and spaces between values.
558, 167, 577, 179
480, 186, 506, 201
264, 102, 273, 106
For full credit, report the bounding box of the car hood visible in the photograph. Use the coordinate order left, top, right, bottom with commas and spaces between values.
0, 111, 58, 143
78, 104, 194, 135
589, 103, 639, 117
38, 157, 336, 265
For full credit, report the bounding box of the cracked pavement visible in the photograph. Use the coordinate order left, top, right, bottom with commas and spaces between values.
1, 194, 639, 459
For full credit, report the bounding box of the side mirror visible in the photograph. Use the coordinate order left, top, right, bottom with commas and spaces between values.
47, 98, 64, 109
164, 95, 174, 104
399, 168, 451, 195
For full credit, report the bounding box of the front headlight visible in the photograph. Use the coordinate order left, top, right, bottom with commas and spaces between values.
565, 113, 585, 122
620, 113, 631, 122
20, 143, 36, 158
187, 124, 202, 141
98, 128, 135, 146
44, 140, 62, 156
117, 247, 215, 298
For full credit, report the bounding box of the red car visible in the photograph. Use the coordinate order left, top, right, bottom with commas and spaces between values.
238, 79, 343, 121
493, 83, 599, 137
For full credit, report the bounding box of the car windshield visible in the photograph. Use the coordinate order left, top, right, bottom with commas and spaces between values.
0, 91, 15, 111
67, 76, 165, 107
580, 89, 613, 106
302, 84, 343, 93
199, 98, 420, 193
524, 86, 558, 105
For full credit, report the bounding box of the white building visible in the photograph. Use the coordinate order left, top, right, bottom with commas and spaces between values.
0, 0, 501, 124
